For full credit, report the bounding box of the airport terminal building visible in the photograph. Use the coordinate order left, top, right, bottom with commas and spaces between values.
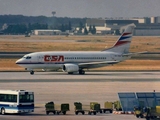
86, 17, 160, 36
31, 17, 160, 36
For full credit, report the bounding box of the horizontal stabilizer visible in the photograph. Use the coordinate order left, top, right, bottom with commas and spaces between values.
122, 51, 148, 56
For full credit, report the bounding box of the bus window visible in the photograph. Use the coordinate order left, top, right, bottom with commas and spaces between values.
19, 94, 34, 103
0, 94, 17, 102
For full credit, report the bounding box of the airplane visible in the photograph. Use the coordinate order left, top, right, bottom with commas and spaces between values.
16, 23, 138, 75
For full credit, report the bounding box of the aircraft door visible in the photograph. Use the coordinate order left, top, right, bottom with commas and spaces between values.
37, 55, 42, 63
111, 55, 116, 61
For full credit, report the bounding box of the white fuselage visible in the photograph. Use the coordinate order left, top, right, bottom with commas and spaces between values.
16, 51, 130, 70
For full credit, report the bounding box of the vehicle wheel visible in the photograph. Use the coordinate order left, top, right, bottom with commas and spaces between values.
94, 112, 96, 115
1, 108, 5, 115
136, 115, 139, 118
82, 70, 85, 74
30, 71, 34, 75
140, 114, 144, 118
79, 70, 85, 75
146, 116, 150, 120
109, 110, 113, 113
82, 111, 85, 115
88, 112, 91, 115
63, 111, 66, 115
57, 111, 59, 115
68, 72, 73, 74
46, 111, 49, 115
75, 111, 78, 115
99, 110, 102, 113
53, 111, 56, 114
151, 116, 156, 119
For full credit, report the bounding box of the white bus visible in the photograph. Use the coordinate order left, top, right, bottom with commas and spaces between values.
0, 90, 34, 114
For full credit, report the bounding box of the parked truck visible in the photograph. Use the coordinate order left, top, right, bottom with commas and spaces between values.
74, 102, 101, 115
45, 101, 70, 115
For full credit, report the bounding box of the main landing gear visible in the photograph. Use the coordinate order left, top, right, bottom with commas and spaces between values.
67, 70, 85, 75
30, 70, 34, 75
79, 70, 85, 75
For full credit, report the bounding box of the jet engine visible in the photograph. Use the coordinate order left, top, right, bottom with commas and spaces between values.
62, 64, 79, 72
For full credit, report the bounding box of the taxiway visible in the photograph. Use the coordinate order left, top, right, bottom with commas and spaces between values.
0, 71, 159, 120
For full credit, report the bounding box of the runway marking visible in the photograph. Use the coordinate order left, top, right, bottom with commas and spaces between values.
0, 79, 160, 83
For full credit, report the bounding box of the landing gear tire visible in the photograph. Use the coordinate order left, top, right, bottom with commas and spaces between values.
30, 71, 34, 75
1, 108, 5, 115
68, 72, 73, 74
79, 70, 85, 75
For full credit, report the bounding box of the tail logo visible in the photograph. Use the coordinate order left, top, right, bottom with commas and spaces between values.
114, 32, 132, 46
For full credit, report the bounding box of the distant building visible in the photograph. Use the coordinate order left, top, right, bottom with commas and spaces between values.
151, 16, 160, 23
85, 19, 112, 34
33, 30, 61, 35
134, 24, 160, 36
84, 26, 111, 35
86, 18, 105, 26
105, 20, 139, 34
106, 20, 138, 25
130, 17, 151, 24
86, 18, 160, 36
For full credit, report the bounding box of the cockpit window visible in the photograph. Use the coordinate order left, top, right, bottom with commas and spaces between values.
26, 56, 31, 59
23, 56, 32, 59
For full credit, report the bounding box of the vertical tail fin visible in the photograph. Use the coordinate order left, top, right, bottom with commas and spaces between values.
102, 23, 136, 53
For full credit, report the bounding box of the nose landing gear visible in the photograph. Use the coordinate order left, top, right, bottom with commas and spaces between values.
30, 71, 34, 75
25, 68, 34, 75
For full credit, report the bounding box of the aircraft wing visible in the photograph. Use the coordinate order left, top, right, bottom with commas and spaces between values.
78, 61, 120, 68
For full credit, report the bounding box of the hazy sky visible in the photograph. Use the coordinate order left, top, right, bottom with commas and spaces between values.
0, 0, 160, 18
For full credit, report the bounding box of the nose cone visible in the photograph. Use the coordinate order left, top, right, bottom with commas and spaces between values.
16, 59, 22, 64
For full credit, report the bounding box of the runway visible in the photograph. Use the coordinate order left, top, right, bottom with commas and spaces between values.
0, 71, 160, 120
0, 71, 160, 80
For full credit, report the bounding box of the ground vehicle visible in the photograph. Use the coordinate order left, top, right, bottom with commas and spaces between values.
113, 101, 122, 111
74, 102, 101, 115
45, 101, 69, 115
100, 101, 113, 113
134, 107, 144, 118
0, 90, 34, 114
144, 106, 160, 120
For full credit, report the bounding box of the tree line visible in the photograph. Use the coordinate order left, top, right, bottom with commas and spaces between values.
0, 15, 97, 35
3, 23, 48, 34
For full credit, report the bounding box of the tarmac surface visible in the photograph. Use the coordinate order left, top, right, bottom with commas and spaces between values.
0, 71, 160, 120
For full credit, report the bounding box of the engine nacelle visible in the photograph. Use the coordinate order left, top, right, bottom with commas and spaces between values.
62, 64, 79, 72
